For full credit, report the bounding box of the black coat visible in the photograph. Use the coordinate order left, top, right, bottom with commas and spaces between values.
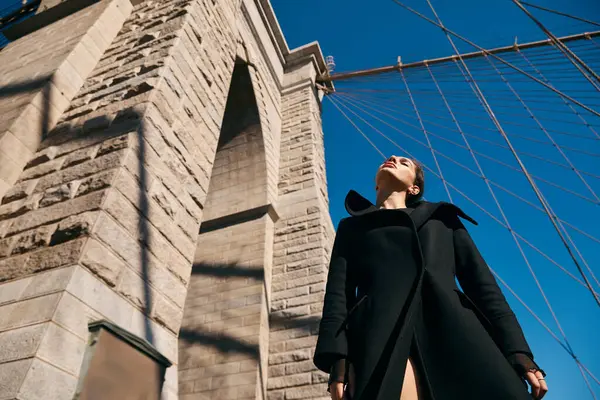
314, 190, 542, 400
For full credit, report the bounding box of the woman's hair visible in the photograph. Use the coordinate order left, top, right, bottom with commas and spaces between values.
407, 159, 425, 204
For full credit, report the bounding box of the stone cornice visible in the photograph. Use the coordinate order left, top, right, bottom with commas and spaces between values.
254, 0, 328, 77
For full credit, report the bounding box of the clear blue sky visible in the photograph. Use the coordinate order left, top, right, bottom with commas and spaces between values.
272, 1, 600, 399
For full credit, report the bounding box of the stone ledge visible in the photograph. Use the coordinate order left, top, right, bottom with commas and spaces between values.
3, 0, 102, 42
199, 203, 280, 234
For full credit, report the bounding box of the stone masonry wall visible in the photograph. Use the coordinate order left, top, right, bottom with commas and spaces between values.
0, 0, 131, 198
0, 0, 244, 398
0, 0, 331, 398
267, 64, 336, 400
179, 216, 275, 400
178, 58, 275, 400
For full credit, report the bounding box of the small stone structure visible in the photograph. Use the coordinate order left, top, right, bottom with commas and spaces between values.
0, 0, 335, 399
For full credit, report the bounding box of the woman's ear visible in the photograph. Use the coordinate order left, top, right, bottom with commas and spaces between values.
409, 186, 420, 196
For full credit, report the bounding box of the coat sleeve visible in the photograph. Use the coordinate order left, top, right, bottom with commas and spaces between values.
453, 219, 543, 375
313, 218, 354, 373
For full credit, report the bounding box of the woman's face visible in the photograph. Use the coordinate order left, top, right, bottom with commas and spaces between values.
375, 156, 418, 193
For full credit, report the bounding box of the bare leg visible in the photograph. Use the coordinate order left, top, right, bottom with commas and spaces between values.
346, 358, 420, 400
400, 358, 420, 400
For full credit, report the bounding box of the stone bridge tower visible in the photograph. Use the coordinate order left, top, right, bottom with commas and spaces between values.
0, 0, 335, 399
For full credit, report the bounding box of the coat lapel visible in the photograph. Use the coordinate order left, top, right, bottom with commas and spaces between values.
344, 190, 478, 228
409, 201, 478, 230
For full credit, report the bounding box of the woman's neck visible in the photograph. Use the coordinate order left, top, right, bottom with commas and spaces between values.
376, 189, 408, 209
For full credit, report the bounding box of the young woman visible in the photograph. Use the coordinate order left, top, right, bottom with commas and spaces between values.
313, 156, 548, 400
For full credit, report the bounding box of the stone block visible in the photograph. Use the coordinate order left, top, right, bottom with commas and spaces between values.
53, 290, 102, 340
0, 149, 25, 193
7, 190, 106, 236
103, 186, 191, 285
19, 358, 78, 400
211, 371, 257, 389
0, 180, 11, 206
37, 322, 86, 375
63, 145, 99, 168
0, 358, 33, 399
163, 364, 178, 392
116, 267, 148, 311
149, 266, 187, 309
66, 266, 134, 330
30, 81, 71, 119
11, 223, 57, 255
7, 104, 45, 152
0, 236, 14, 257
97, 134, 132, 156
152, 294, 183, 334
113, 169, 195, 264
80, 238, 126, 287
149, 182, 178, 218
267, 373, 311, 390
0, 194, 42, 221
268, 350, 310, 366
25, 147, 59, 170
0, 129, 32, 170
92, 211, 161, 278
0, 292, 61, 332
50, 211, 98, 246
66, 40, 100, 80
2, 179, 39, 205
161, 388, 179, 400
52, 59, 84, 100
20, 157, 66, 181
0, 276, 32, 306
21, 266, 77, 300
0, 220, 9, 239
0, 254, 29, 282
35, 148, 128, 193
24, 237, 87, 277
0, 322, 47, 364
75, 168, 119, 197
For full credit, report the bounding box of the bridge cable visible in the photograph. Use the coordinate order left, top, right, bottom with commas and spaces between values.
325, 94, 599, 391
335, 93, 600, 204
399, 69, 453, 201
519, 2, 600, 29
512, 0, 600, 91
482, 53, 600, 287
389, 0, 600, 118
419, 0, 600, 306
518, 49, 600, 140
335, 91, 600, 166
331, 93, 600, 289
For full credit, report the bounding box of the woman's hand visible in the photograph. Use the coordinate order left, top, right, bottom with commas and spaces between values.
329, 382, 345, 400
525, 370, 548, 399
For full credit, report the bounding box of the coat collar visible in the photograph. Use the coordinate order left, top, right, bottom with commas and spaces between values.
344, 190, 478, 229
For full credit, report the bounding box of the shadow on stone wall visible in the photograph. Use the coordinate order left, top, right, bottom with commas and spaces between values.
0, 78, 166, 393
180, 260, 321, 397
1, 76, 324, 396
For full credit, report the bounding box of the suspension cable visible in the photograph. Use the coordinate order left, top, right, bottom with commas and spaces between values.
335, 91, 600, 163
335, 93, 600, 203
512, 0, 600, 91
399, 69, 453, 201
484, 55, 600, 202
520, 1, 600, 29
422, 0, 600, 307
389, 0, 600, 118
517, 50, 600, 140
327, 96, 386, 159
482, 54, 600, 288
